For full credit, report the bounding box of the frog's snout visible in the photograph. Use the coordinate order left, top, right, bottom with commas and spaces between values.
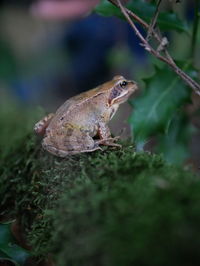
130, 80, 137, 85
129, 80, 138, 91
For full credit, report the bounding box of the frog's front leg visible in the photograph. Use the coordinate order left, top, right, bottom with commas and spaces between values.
34, 113, 54, 136
97, 122, 121, 147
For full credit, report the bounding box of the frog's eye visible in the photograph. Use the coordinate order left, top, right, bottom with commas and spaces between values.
120, 81, 128, 88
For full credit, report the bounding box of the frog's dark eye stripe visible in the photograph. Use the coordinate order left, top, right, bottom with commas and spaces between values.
108, 87, 121, 104
112, 88, 121, 98
120, 81, 128, 88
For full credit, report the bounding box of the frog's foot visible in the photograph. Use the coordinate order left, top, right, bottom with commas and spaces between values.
95, 136, 122, 148
34, 113, 54, 136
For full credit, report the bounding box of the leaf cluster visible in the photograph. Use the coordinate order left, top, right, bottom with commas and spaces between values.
95, 0, 200, 164
95, 0, 188, 32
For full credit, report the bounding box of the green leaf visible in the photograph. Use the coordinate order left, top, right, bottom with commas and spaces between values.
156, 113, 193, 164
95, 0, 122, 17
95, 0, 188, 32
129, 62, 194, 149
0, 223, 30, 266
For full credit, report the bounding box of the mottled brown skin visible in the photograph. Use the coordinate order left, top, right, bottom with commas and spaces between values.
34, 75, 138, 157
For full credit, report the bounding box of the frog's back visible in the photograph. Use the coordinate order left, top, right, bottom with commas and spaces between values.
47, 86, 106, 130
55, 87, 101, 116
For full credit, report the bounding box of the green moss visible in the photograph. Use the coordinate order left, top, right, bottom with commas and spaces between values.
1, 104, 200, 266
38, 151, 200, 266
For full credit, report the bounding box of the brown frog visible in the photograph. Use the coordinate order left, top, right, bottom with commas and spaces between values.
34, 75, 138, 157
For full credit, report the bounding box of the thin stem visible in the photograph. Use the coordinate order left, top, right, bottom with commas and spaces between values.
191, 0, 200, 58
146, 0, 162, 41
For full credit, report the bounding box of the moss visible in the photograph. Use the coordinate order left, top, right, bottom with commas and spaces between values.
37, 152, 200, 266
1, 104, 200, 266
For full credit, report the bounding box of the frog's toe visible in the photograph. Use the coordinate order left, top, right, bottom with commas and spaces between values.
112, 136, 120, 141
93, 143, 103, 151
95, 136, 121, 147
108, 143, 122, 148
101, 142, 122, 148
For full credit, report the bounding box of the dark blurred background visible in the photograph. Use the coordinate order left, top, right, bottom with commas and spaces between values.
0, 0, 199, 167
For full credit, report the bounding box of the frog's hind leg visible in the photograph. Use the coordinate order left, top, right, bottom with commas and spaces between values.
34, 113, 54, 136
42, 129, 102, 157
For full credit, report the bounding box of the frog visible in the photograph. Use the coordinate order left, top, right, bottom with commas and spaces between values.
34, 75, 138, 157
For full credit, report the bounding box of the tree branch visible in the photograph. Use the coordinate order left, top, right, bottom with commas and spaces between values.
108, 0, 200, 96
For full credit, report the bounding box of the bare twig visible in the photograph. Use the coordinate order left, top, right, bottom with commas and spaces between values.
146, 0, 162, 41
108, 0, 200, 96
